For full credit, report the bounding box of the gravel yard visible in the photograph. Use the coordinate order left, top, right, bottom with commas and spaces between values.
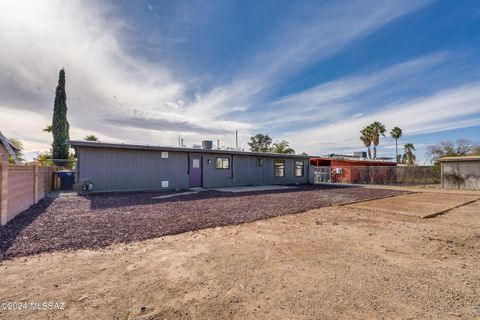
0, 185, 404, 260
0, 190, 478, 319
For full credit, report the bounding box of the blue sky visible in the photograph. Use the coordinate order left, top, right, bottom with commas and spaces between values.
0, 0, 479, 163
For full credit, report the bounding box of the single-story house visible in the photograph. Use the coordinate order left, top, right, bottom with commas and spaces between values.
0, 131, 20, 164
438, 155, 480, 190
310, 157, 397, 184
68, 140, 312, 194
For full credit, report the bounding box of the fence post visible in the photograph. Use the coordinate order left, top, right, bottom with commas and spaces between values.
33, 164, 39, 203
0, 159, 8, 226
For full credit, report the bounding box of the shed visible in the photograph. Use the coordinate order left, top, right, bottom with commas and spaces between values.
438, 156, 480, 190
68, 140, 312, 194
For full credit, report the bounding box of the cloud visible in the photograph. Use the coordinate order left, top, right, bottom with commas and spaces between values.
184, 0, 434, 120
106, 115, 238, 135
246, 52, 449, 128
284, 83, 480, 155
0, 0, 449, 159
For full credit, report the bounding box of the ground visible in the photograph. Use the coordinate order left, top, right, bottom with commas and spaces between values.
0, 186, 479, 319
0, 185, 403, 260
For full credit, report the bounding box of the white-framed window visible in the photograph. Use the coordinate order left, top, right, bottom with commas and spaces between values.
161, 152, 169, 158
294, 160, 304, 177
274, 160, 285, 177
215, 157, 230, 169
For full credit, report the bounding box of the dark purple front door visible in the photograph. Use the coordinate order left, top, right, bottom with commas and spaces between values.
189, 156, 202, 187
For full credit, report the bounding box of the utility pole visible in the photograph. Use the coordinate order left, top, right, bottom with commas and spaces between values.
235, 130, 238, 150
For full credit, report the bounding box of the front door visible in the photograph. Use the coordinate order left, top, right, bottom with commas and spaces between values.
189, 156, 202, 187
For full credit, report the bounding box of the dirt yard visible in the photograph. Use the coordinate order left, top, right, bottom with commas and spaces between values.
0, 189, 479, 319
0, 185, 403, 260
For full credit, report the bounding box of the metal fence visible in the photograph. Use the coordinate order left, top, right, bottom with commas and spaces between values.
313, 165, 440, 186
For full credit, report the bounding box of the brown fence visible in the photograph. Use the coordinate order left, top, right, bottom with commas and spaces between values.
0, 161, 56, 225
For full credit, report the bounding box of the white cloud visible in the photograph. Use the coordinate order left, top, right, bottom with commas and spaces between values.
285, 83, 480, 155
0, 0, 248, 153
248, 52, 449, 127
183, 0, 434, 123
1, 0, 460, 161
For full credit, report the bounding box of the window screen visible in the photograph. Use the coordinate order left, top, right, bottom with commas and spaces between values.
294, 160, 304, 177
215, 157, 230, 169
192, 159, 200, 168
274, 160, 285, 177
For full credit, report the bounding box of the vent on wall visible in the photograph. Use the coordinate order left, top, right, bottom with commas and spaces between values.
162, 181, 169, 188
161, 152, 168, 158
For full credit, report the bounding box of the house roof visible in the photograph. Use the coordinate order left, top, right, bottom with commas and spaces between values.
0, 131, 20, 163
310, 157, 397, 166
67, 140, 312, 159
437, 155, 480, 162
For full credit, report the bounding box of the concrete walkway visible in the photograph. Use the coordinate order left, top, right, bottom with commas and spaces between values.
46, 190, 77, 199
211, 185, 296, 193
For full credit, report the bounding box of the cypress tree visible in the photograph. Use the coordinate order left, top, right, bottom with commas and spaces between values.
52, 68, 70, 163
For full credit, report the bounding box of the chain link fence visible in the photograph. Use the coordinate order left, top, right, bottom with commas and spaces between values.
314, 165, 440, 186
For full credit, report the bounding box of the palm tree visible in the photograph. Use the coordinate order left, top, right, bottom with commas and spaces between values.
369, 121, 386, 160
270, 140, 295, 154
360, 126, 373, 159
390, 126, 403, 163
84, 134, 99, 142
403, 143, 416, 165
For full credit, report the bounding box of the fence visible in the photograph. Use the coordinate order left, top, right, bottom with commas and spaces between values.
0, 160, 56, 225
313, 165, 440, 186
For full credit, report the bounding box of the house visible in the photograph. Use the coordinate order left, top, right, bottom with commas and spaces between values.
438, 155, 480, 190
68, 140, 311, 193
0, 131, 20, 164
310, 157, 397, 184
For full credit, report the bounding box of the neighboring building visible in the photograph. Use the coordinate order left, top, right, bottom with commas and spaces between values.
310, 157, 397, 184
68, 140, 311, 193
438, 156, 480, 190
0, 131, 20, 163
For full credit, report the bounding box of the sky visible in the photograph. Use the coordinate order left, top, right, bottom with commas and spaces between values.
1, 0, 479, 164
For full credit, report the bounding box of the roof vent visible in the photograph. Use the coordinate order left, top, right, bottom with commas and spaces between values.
202, 140, 213, 150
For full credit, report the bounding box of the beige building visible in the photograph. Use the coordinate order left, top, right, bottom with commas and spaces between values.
0, 131, 20, 163
438, 155, 480, 190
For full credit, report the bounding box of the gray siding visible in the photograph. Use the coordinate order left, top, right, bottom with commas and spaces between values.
75, 147, 310, 193
76, 147, 189, 193
202, 155, 309, 188
441, 161, 480, 190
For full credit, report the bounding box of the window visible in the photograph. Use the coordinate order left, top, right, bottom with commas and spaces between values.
256, 158, 264, 166
215, 157, 230, 169
192, 159, 200, 168
295, 160, 304, 177
274, 160, 285, 177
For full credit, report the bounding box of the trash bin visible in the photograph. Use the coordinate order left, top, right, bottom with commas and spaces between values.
55, 170, 75, 190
